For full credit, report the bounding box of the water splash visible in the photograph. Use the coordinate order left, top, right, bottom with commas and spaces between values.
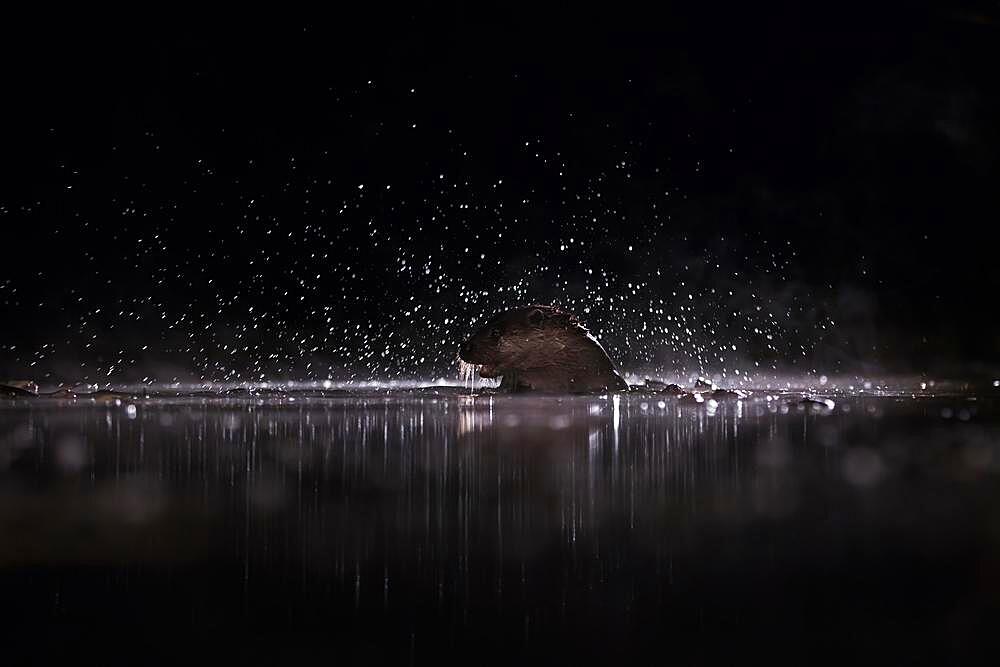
458, 359, 481, 393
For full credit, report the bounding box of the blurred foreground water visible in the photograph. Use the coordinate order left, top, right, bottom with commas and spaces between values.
1, 390, 999, 664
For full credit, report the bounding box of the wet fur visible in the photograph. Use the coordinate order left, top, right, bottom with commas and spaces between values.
459, 305, 627, 393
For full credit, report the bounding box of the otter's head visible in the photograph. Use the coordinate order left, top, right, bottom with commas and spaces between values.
458, 305, 582, 378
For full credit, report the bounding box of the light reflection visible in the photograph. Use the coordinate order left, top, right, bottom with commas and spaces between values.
0, 391, 994, 658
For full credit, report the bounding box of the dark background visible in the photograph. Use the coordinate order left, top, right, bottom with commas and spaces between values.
1, 4, 998, 385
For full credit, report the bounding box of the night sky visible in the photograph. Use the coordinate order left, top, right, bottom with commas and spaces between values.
2, 5, 998, 385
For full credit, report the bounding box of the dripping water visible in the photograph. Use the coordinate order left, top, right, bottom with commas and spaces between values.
458, 359, 481, 393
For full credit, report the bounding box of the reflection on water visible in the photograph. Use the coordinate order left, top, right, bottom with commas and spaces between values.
1, 392, 999, 663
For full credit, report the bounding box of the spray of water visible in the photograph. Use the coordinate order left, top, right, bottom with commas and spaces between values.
458, 359, 481, 393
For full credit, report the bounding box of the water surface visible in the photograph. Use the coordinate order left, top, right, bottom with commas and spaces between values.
1, 391, 998, 664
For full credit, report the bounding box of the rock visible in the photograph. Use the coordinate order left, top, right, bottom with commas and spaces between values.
43, 388, 78, 398
643, 379, 686, 394
0, 384, 36, 398
74, 390, 133, 403
795, 397, 836, 410
693, 377, 715, 390
0, 380, 38, 394
710, 388, 746, 400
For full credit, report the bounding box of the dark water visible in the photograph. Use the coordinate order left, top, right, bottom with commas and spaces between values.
1, 391, 999, 664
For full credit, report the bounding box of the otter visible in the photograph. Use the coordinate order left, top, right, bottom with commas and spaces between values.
459, 305, 628, 393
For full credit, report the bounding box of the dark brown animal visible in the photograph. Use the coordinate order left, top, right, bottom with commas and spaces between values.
459, 305, 628, 393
